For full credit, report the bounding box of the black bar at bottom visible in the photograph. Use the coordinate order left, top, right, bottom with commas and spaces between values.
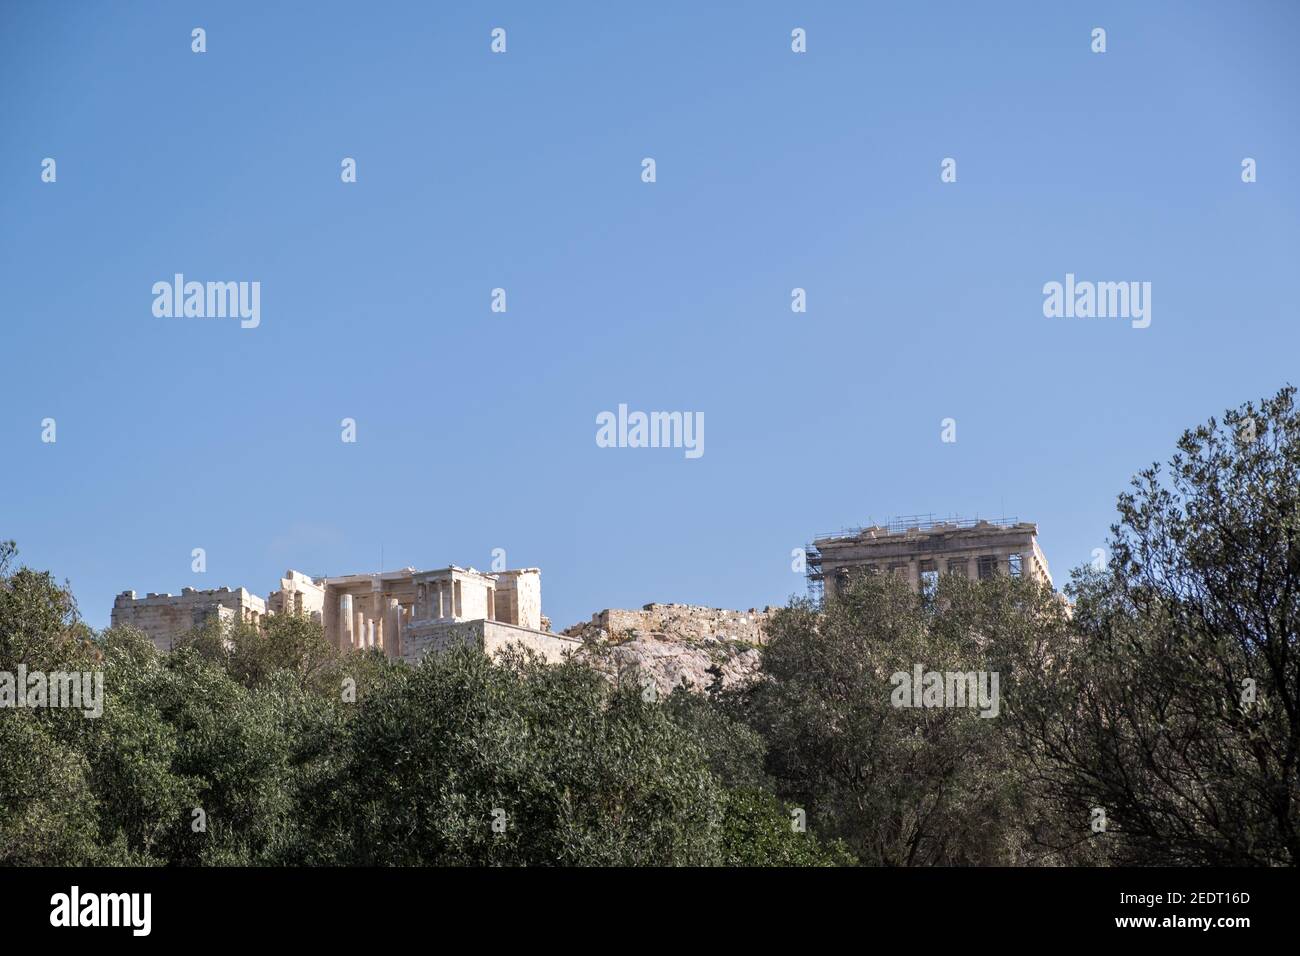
0, 866, 1291, 941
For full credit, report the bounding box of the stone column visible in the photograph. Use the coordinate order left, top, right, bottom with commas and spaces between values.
340, 594, 354, 649
385, 598, 401, 659
324, 591, 339, 649
369, 582, 383, 649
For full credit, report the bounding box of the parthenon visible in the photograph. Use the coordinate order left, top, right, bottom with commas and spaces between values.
806, 517, 1052, 600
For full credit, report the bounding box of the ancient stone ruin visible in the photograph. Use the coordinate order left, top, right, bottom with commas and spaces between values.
564, 603, 777, 695
806, 517, 1052, 600
112, 564, 580, 663
110, 516, 1053, 683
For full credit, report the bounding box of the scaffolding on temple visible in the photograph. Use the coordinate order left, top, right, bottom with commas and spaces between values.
804, 514, 1024, 602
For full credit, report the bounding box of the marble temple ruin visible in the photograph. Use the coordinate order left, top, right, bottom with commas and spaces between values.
806, 516, 1052, 600
111, 564, 580, 663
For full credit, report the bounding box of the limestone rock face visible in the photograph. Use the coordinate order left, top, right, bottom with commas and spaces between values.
562, 603, 775, 695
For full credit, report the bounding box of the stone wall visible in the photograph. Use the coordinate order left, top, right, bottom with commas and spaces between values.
400, 618, 582, 666
493, 569, 542, 630
563, 603, 772, 646
111, 587, 267, 652
399, 620, 481, 661
268, 570, 325, 622
457, 576, 492, 622
482, 620, 579, 664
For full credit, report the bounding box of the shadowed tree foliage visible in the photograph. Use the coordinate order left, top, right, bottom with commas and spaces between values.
717, 788, 857, 866
663, 683, 855, 864
0, 540, 96, 671
290, 647, 848, 866
1002, 386, 1300, 865
738, 570, 1067, 865
664, 683, 771, 791
0, 542, 113, 864
0, 711, 104, 865
174, 611, 356, 695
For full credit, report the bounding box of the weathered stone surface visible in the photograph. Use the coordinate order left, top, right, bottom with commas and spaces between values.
810, 518, 1052, 599
563, 603, 776, 695
113, 565, 553, 661
401, 618, 581, 665
111, 587, 267, 652
563, 604, 772, 645
267, 570, 325, 621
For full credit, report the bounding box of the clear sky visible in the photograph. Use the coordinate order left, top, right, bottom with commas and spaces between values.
2, 1, 1298, 631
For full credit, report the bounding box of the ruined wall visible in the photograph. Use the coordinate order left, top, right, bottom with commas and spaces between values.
111, 587, 267, 652
457, 575, 493, 622
493, 569, 542, 630
400, 620, 480, 661
268, 570, 325, 622
400, 618, 581, 665
481, 620, 579, 664
563, 603, 776, 695
563, 603, 773, 646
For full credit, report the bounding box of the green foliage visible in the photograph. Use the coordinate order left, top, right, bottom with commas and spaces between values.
174, 611, 349, 696
300, 649, 726, 865
1002, 386, 1300, 865
0, 710, 105, 865
739, 571, 1058, 865
718, 788, 855, 866
665, 684, 770, 791
0, 540, 94, 671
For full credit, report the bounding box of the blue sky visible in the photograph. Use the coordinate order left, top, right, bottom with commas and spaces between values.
2, 1, 1297, 631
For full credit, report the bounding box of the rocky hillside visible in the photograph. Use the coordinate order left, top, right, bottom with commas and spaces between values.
562, 603, 776, 695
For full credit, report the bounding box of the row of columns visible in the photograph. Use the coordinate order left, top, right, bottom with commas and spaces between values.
335, 591, 407, 656
417, 579, 463, 620
831, 551, 1024, 596
322, 573, 504, 653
